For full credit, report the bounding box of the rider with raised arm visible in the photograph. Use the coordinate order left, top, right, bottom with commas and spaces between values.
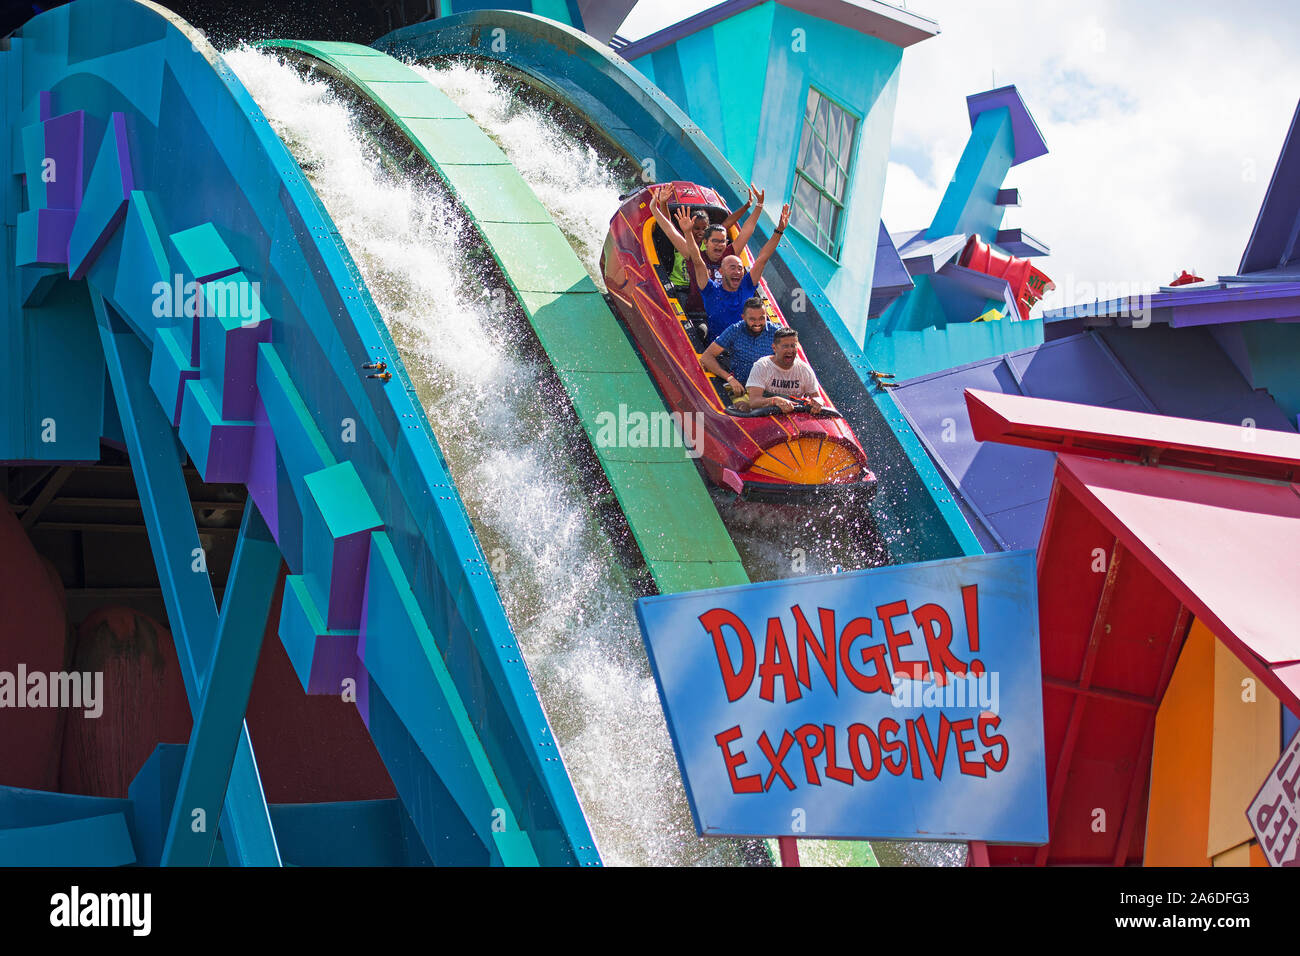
652, 191, 791, 343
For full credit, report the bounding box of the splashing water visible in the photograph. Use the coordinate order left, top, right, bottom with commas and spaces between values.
423, 58, 969, 869
412, 60, 635, 286
225, 45, 759, 867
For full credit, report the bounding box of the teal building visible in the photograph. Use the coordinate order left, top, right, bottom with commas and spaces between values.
621, 0, 939, 345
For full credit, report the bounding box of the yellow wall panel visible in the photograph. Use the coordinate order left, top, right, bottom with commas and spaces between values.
1208, 630, 1281, 858
1212, 842, 1251, 867
1145, 620, 1215, 867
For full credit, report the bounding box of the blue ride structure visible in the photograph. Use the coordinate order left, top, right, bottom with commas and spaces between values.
0, 0, 1051, 867
0, 0, 595, 866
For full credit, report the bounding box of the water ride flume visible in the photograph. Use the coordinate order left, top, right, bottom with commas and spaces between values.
602, 182, 877, 503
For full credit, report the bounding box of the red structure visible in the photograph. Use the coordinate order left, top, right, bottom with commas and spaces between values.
963, 389, 1300, 865
1169, 269, 1205, 286
602, 183, 874, 500
958, 235, 1054, 319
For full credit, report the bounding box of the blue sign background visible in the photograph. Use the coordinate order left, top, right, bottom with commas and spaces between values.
636, 550, 1048, 843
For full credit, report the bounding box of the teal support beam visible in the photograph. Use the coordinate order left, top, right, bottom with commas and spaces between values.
0, 813, 136, 866
92, 290, 280, 867
926, 107, 1015, 243
162, 502, 281, 866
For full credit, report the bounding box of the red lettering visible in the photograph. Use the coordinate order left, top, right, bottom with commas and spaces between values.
877, 599, 925, 682
905, 717, 923, 779
950, 717, 985, 777
848, 723, 881, 781
839, 617, 893, 694
822, 723, 854, 784
794, 606, 837, 694
915, 713, 952, 780
700, 608, 755, 702
714, 725, 762, 793
757, 730, 797, 792
794, 723, 825, 787
879, 718, 907, 776
758, 616, 800, 703
912, 602, 968, 686
978, 713, 1008, 772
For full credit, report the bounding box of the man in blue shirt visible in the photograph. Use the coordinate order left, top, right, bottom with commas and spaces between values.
653, 198, 790, 343
700, 298, 779, 400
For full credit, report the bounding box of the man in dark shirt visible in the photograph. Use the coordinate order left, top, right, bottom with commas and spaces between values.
700, 298, 780, 400
653, 199, 791, 342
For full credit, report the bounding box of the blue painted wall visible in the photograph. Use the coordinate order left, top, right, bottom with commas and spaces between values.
0, 44, 106, 463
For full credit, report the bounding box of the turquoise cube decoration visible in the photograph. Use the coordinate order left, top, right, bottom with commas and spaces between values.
278, 573, 360, 696
197, 271, 271, 421
301, 462, 383, 632
148, 326, 198, 426
168, 222, 241, 365
177, 378, 254, 483
169, 221, 240, 283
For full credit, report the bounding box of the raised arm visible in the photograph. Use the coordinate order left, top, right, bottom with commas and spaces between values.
720, 190, 752, 232
732, 185, 765, 251
651, 193, 708, 289
673, 206, 710, 290
749, 203, 791, 286
649, 191, 691, 256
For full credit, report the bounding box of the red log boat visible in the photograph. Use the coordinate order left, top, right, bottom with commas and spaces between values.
601, 182, 876, 502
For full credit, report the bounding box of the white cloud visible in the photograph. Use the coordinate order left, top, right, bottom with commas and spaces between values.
615, 1, 1300, 311
886, 0, 1300, 310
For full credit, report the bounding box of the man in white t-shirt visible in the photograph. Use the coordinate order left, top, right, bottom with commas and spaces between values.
745, 328, 824, 414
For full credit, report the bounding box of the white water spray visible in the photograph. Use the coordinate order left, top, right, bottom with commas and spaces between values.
226, 46, 751, 866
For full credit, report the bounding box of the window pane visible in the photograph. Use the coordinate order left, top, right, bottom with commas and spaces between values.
797, 123, 812, 168
790, 202, 817, 239
794, 89, 858, 260
806, 136, 825, 185
793, 175, 820, 217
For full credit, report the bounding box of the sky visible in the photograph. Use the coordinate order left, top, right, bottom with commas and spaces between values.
616, 0, 1300, 312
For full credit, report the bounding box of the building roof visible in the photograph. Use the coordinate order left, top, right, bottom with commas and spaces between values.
1044, 275, 1300, 329
1053, 452, 1300, 709
889, 327, 1296, 552
966, 386, 1300, 483
966, 85, 1048, 167
1240, 99, 1300, 275
971, 391, 1300, 865
617, 0, 939, 61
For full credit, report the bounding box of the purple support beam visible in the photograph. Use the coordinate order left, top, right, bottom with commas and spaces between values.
245, 395, 280, 541
43, 110, 86, 210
